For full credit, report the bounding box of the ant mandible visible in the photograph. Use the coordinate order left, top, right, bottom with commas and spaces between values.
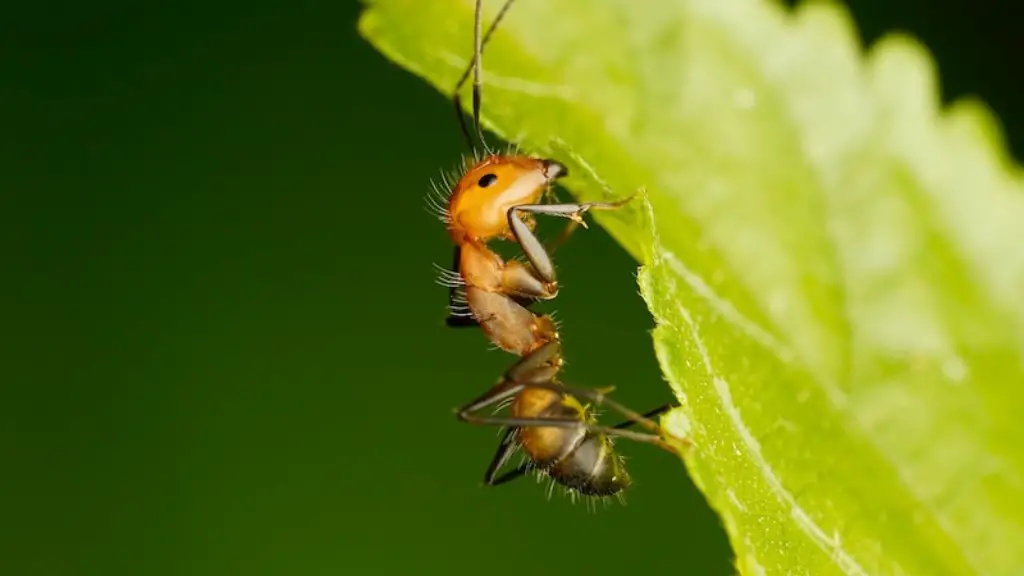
431, 0, 686, 499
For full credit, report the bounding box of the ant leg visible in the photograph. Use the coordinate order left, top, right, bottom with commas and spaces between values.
541, 191, 639, 256
543, 220, 583, 257
623, 403, 676, 425
536, 190, 596, 256
482, 427, 520, 485
507, 196, 636, 283
443, 247, 549, 328
452, 0, 518, 150
457, 381, 676, 453
485, 403, 677, 487
505, 340, 561, 382
445, 286, 540, 329
523, 381, 685, 445
444, 248, 484, 328
446, 316, 480, 328
460, 407, 675, 451
463, 411, 676, 453
456, 341, 563, 419
488, 466, 529, 487
445, 246, 465, 320
457, 343, 657, 446
502, 260, 558, 301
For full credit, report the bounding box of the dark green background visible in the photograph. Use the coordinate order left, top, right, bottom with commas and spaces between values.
5, 1, 1020, 574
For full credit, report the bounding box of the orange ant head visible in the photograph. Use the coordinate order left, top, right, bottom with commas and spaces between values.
447, 155, 567, 243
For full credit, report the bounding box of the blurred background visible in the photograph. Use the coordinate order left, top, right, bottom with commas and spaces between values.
4, 0, 1021, 574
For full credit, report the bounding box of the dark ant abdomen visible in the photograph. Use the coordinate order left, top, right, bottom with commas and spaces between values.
515, 389, 631, 496
549, 433, 630, 496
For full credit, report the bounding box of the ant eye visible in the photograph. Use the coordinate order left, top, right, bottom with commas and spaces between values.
477, 173, 498, 188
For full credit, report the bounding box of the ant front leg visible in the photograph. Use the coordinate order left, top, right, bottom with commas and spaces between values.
507, 196, 636, 285
443, 244, 553, 329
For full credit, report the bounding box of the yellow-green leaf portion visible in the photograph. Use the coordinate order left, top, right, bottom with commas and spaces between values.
359, 0, 1024, 574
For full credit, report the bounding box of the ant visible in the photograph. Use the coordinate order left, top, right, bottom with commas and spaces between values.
430, 0, 687, 499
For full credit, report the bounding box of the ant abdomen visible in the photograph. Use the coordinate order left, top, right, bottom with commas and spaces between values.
548, 433, 630, 497
514, 388, 631, 497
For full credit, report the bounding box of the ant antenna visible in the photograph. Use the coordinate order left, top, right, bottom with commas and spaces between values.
452, 0, 518, 154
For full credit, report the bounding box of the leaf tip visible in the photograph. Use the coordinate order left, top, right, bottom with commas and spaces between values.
866, 31, 941, 115
355, 3, 380, 43
791, 0, 865, 53
946, 97, 1021, 177
867, 29, 1023, 181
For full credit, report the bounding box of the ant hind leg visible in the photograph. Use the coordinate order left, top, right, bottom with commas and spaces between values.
483, 403, 679, 489
525, 381, 686, 448
482, 427, 523, 486
457, 383, 677, 455
458, 343, 677, 455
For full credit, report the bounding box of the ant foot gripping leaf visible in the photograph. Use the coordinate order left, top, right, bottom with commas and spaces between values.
359, 0, 1024, 574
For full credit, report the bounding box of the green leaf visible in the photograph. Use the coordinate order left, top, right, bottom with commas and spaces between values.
358, 0, 1024, 573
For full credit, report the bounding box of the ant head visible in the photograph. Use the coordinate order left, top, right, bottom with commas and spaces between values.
458, 155, 567, 196
447, 155, 568, 241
